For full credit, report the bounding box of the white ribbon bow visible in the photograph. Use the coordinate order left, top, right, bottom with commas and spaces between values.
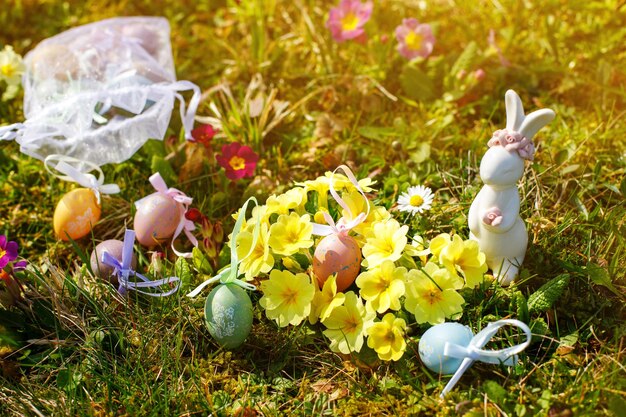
440, 319, 532, 398
44, 154, 121, 205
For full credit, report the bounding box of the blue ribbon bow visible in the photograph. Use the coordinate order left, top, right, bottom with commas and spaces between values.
101, 229, 180, 297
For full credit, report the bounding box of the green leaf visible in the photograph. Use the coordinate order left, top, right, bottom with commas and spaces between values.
400, 65, 436, 102
409, 143, 431, 163
357, 126, 399, 141
512, 291, 529, 323
528, 274, 570, 314
192, 247, 213, 275
609, 394, 626, 417
559, 331, 578, 348
450, 41, 478, 78
482, 380, 507, 404
57, 368, 83, 392
175, 257, 193, 291
586, 262, 621, 297
151, 155, 177, 186
620, 176, 626, 196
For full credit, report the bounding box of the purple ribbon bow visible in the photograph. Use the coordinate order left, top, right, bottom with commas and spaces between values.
101, 229, 180, 297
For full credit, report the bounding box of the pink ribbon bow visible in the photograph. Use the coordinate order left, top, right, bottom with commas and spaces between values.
147, 173, 198, 258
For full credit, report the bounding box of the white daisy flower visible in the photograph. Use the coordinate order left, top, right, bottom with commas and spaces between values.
397, 185, 434, 215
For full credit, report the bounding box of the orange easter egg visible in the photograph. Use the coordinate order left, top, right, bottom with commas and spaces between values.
133, 193, 181, 247
313, 233, 362, 292
53, 188, 101, 241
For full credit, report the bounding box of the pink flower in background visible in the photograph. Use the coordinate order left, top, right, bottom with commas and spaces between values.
395, 18, 435, 60
473, 69, 486, 81
327, 0, 373, 43
190, 124, 217, 148
0, 235, 26, 271
216, 143, 259, 181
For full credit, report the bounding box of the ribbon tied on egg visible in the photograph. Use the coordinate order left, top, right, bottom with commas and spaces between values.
310, 165, 370, 292
45, 154, 121, 241
418, 319, 532, 398
98, 229, 181, 297
186, 197, 260, 349
133, 172, 198, 258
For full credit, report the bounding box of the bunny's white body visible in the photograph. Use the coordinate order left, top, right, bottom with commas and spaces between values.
469, 90, 555, 285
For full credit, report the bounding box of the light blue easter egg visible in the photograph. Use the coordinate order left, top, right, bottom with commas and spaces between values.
204, 283, 253, 349
418, 322, 474, 375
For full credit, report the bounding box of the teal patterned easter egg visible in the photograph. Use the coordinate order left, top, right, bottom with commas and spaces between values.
418, 322, 474, 375
204, 283, 253, 349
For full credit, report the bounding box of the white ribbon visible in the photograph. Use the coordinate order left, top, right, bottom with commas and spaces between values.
310, 165, 370, 237
44, 154, 120, 205
167, 80, 201, 141
0, 123, 25, 141
440, 319, 532, 398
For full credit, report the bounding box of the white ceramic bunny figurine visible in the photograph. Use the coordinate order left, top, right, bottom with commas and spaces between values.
469, 90, 555, 285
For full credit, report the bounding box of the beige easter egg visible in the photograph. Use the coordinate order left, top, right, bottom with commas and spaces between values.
54, 188, 101, 241
90, 239, 137, 284
313, 233, 362, 292
133, 193, 181, 247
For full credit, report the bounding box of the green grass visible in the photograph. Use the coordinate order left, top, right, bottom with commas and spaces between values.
1, 0, 625, 416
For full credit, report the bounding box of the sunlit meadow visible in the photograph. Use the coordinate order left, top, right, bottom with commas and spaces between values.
0, 1, 625, 416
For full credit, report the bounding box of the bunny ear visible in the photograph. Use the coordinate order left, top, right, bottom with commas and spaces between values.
518, 109, 555, 141
505, 90, 525, 131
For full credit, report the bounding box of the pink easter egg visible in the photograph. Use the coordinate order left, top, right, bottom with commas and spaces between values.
313, 234, 362, 292
134, 193, 181, 247
90, 239, 137, 284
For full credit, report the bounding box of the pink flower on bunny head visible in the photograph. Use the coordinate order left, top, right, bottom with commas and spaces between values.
483, 207, 503, 226
488, 129, 536, 161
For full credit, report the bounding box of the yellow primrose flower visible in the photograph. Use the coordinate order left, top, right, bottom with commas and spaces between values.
362, 219, 408, 268
341, 189, 391, 237
260, 269, 316, 327
322, 291, 375, 354
355, 260, 406, 313
430, 233, 488, 288
232, 204, 270, 228
266, 187, 308, 215
309, 274, 346, 325
404, 262, 465, 325
300, 179, 330, 210
322, 172, 376, 193
0, 45, 25, 86
299, 173, 376, 211
268, 212, 314, 256
236, 222, 274, 279
367, 313, 407, 361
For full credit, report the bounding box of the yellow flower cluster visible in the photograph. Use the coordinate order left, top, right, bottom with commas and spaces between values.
230, 170, 488, 362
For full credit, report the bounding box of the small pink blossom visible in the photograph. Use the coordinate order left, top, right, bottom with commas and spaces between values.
483, 207, 503, 226
488, 129, 535, 161
216, 143, 259, 181
395, 18, 435, 60
473, 69, 486, 81
326, 0, 373, 43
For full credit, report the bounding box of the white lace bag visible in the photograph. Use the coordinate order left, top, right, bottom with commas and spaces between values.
0, 16, 200, 166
